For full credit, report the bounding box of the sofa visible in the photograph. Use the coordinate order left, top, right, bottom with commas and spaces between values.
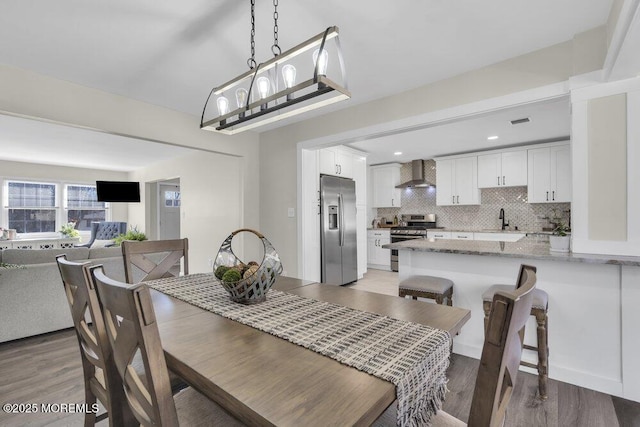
0, 246, 127, 343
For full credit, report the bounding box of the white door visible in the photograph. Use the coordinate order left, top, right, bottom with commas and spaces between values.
436, 159, 454, 206
501, 150, 528, 187
159, 183, 181, 240
477, 153, 501, 188
551, 144, 572, 202
454, 157, 478, 205
528, 147, 551, 203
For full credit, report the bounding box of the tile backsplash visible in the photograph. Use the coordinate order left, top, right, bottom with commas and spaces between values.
376, 160, 570, 231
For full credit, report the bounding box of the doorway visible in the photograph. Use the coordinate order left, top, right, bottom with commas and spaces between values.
158, 179, 181, 240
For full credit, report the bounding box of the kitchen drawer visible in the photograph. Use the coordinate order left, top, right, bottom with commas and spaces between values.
428, 231, 451, 239
451, 232, 474, 240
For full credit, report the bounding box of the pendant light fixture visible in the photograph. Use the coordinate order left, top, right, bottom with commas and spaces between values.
200, 0, 350, 135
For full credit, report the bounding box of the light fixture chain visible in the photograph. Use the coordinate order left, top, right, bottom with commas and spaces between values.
271, 0, 281, 56
247, 0, 257, 69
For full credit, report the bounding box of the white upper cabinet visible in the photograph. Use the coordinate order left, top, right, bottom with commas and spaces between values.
477, 150, 527, 188
527, 143, 571, 203
319, 147, 353, 178
436, 156, 480, 206
371, 163, 402, 208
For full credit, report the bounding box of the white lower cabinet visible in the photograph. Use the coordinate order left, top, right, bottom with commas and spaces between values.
367, 230, 390, 269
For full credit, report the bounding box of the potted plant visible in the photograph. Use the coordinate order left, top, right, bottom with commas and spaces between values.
113, 226, 147, 246
59, 222, 80, 240
549, 220, 570, 253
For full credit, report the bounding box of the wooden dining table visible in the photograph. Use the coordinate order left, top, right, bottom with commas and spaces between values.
150, 275, 471, 426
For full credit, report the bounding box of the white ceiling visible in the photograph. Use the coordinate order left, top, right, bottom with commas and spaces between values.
0, 115, 196, 171
0, 0, 615, 169
350, 97, 571, 165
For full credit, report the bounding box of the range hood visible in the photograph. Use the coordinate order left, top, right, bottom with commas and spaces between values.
395, 159, 435, 188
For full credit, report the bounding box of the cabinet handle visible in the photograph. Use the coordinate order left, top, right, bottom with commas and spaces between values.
452, 196, 455, 204
503, 176, 505, 185
552, 190, 555, 201
546, 191, 549, 201
459, 236, 468, 239
456, 195, 459, 204
497, 176, 500, 186
392, 198, 394, 206
338, 164, 342, 174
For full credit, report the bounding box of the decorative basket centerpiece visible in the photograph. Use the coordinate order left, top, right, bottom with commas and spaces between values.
213, 228, 283, 304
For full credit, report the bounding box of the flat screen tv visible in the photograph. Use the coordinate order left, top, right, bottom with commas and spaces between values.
96, 181, 141, 202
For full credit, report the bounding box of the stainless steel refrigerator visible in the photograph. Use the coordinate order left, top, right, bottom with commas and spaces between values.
320, 175, 357, 285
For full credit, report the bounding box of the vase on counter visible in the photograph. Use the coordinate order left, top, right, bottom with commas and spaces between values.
549, 235, 570, 253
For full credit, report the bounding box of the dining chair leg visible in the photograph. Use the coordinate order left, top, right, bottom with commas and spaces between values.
534, 308, 549, 400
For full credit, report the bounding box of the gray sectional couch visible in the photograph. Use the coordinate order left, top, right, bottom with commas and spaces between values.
0, 247, 126, 343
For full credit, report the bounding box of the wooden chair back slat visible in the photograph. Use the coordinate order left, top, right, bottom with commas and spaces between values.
55, 255, 132, 425
90, 264, 180, 427
122, 239, 189, 283
468, 265, 537, 427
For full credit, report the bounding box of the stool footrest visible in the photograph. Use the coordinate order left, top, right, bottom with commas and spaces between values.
520, 361, 538, 369
523, 344, 538, 351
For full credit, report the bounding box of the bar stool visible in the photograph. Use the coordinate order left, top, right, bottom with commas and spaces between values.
482, 265, 549, 400
399, 275, 454, 306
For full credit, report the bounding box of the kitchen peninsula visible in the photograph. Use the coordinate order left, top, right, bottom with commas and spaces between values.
383, 237, 640, 402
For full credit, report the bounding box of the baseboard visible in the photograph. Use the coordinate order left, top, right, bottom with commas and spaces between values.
452, 341, 625, 399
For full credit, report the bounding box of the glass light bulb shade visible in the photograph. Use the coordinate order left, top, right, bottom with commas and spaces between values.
235, 88, 248, 108
313, 49, 329, 75
256, 76, 271, 99
216, 96, 230, 116
282, 64, 297, 89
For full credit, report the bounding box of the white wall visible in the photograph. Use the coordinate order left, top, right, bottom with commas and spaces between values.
128, 150, 262, 274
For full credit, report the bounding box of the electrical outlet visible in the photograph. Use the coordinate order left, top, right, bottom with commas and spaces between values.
287, 207, 295, 218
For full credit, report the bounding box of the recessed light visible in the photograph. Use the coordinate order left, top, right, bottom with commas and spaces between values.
487, 136, 499, 140
394, 151, 402, 155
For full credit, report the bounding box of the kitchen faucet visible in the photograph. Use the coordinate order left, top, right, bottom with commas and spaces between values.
499, 208, 509, 230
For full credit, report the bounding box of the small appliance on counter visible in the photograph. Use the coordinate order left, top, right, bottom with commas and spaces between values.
389, 214, 438, 272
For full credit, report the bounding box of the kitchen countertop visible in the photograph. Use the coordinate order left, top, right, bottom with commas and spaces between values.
437, 228, 553, 235
382, 236, 640, 266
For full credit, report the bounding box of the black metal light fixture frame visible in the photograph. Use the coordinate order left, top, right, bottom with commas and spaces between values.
200, 26, 350, 135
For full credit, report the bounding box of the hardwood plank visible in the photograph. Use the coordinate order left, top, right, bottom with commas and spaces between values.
612, 396, 640, 427
557, 381, 620, 427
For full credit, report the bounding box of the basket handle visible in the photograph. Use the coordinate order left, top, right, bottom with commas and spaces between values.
231, 228, 265, 239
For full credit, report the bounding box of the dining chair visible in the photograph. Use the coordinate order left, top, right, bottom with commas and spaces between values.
121, 238, 188, 284
88, 264, 245, 426
76, 222, 127, 248
375, 264, 537, 427
55, 254, 132, 426
482, 264, 548, 399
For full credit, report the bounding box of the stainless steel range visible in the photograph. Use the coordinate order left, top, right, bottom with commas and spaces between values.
390, 214, 438, 272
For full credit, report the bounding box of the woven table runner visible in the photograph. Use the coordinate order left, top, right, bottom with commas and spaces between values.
147, 273, 451, 427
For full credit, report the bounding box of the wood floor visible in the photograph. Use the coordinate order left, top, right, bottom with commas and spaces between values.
0, 269, 638, 426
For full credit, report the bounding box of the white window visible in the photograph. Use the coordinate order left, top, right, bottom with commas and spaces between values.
6, 181, 57, 234
164, 190, 181, 207
65, 184, 108, 230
